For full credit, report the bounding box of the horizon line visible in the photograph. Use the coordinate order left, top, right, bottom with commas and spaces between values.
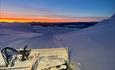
0, 17, 99, 23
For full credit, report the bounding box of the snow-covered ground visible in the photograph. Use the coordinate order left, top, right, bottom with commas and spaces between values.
0, 23, 78, 48
0, 14, 115, 70
54, 14, 115, 70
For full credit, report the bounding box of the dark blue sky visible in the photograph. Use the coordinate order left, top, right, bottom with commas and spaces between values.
1, 0, 115, 22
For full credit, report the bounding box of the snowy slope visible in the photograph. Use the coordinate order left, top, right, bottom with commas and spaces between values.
0, 15, 115, 70
0, 22, 36, 32
0, 23, 43, 48
54, 14, 115, 70
0, 22, 78, 49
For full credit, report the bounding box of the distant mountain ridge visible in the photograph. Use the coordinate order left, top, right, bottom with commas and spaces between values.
0, 22, 97, 28
30, 22, 97, 28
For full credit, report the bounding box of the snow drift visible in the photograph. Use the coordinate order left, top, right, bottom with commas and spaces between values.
54, 14, 115, 70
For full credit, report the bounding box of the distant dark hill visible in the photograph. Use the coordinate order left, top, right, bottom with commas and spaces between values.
0, 22, 98, 29
30, 22, 98, 28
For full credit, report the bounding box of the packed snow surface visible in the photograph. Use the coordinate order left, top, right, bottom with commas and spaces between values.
54, 14, 115, 70
0, 14, 115, 70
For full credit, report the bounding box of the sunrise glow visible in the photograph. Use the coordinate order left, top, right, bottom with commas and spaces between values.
0, 0, 114, 23
0, 12, 97, 22
0, 17, 98, 23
